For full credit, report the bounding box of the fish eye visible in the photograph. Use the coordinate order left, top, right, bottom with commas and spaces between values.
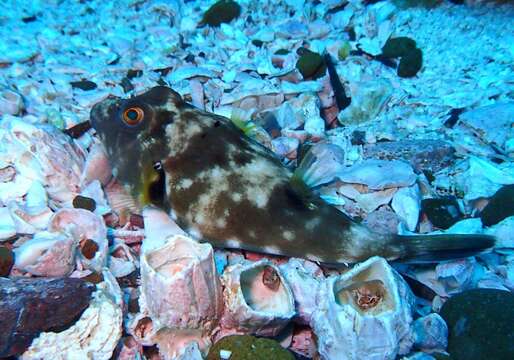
122, 107, 145, 126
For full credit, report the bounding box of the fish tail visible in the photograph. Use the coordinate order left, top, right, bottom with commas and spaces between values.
392, 233, 495, 263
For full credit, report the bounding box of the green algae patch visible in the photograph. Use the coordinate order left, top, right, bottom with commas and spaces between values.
381, 37, 423, 78
382, 37, 417, 58
440, 289, 514, 360
398, 47, 423, 78
200, 0, 241, 27
296, 48, 326, 80
207, 335, 295, 360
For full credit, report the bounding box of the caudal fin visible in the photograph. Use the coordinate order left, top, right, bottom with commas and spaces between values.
395, 233, 495, 263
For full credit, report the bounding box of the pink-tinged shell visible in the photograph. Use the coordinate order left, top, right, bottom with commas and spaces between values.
4, 118, 85, 205
116, 336, 144, 360
13, 230, 77, 276
140, 234, 223, 332
49, 208, 108, 272
80, 143, 113, 187
104, 179, 139, 217
290, 326, 318, 359
218, 259, 295, 338
279, 258, 324, 325
311, 256, 414, 360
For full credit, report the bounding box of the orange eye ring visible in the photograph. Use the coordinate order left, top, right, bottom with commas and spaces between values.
122, 107, 145, 126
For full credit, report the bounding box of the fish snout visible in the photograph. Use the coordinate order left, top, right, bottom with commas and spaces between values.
90, 96, 121, 132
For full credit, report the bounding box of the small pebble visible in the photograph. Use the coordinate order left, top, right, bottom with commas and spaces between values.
480, 184, 514, 227
73, 195, 97, 212
70, 80, 98, 91
80, 238, 99, 260
200, 0, 241, 27
421, 197, 462, 229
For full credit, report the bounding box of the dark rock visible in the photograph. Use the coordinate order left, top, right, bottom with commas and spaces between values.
444, 107, 465, 128
70, 80, 98, 91
200, 0, 241, 27
480, 184, 514, 227
274, 49, 290, 55
0, 277, 95, 357
63, 120, 92, 138
440, 289, 514, 360
120, 77, 134, 93
398, 47, 423, 78
22, 15, 37, 23
382, 37, 417, 58
351, 130, 366, 145
296, 48, 326, 80
126, 69, 143, 79
0, 246, 14, 277
324, 53, 351, 110
80, 239, 99, 260
72, 195, 96, 212
252, 39, 264, 47
363, 139, 456, 173
421, 197, 462, 229
207, 335, 295, 360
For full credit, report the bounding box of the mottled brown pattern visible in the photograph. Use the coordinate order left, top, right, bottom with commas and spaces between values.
90, 86, 496, 264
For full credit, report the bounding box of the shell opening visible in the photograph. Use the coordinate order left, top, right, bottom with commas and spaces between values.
240, 265, 293, 314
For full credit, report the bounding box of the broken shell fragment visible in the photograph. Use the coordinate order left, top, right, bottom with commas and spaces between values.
219, 259, 295, 337
49, 208, 108, 272
13, 230, 77, 276
311, 256, 414, 360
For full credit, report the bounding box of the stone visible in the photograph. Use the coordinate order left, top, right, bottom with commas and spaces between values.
70, 80, 98, 91
398, 48, 423, 78
363, 140, 456, 174
0, 246, 14, 276
72, 195, 97, 212
200, 0, 241, 27
0, 277, 95, 357
206, 335, 294, 360
480, 184, 514, 227
381, 37, 417, 58
296, 49, 326, 80
440, 289, 514, 360
421, 197, 463, 230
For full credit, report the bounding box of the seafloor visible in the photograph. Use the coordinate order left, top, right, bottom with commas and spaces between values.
0, 1, 513, 360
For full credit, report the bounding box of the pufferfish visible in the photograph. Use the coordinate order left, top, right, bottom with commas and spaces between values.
90, 86, 494, 264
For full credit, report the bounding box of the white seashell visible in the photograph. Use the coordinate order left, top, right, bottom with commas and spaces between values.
80, 143, 113, 187
109, 240, 139, 278
80, 180, 111, 216
485, 216, 514, 248
338, 159, 417, 190
219, 259, 295, 337
279, 258, 324, 324
0, 206, 16, 241
24, 180, 48, 210
311, 256, 414, 360
22, 270, 123, 360
49, 208, 109, 272
14, 230, 77, 276
391, 184, 421, 232
338, 79, 392, 125
0, 87, 25, 115
7, 200, 53, 233
455, 156, 514, 201
458, 102, 514, 153
411, 313, 448, 353
140, 234, 223, 355
435, 258, 480, 295
142, 206, 187, 252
